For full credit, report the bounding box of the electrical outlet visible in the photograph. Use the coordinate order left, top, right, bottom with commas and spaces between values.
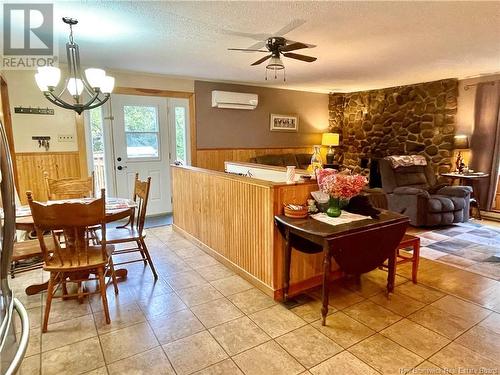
58, 134, 74, 142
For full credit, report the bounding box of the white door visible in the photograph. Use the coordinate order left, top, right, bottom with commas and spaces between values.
108, 94, 172, 215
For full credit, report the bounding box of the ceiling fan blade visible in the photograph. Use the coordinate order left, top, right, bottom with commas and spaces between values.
220, 29, 270, 41
273, 19, 306, 37
281, 42, 308, 52
228, 48, 269, 53
251, 55, 272, 66
246, 40, 267, 51
286, 39, 316, 48
283, 52, 317, 62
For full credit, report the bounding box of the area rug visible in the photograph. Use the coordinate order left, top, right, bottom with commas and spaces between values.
409, 221, 500, 280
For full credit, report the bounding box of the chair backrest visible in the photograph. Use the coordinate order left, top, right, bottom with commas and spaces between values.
44, 171, 95, 200
27, 189, 107, 267
132, 173, 151, 234
379, 158, 436, 194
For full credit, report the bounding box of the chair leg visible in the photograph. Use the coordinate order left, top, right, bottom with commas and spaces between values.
97, 267, 111, 324
412, 240, 420, 284
136, 240, 147, 266
42, 273, 55, 333
140, 238, 158, 280
108, 257, 119, 295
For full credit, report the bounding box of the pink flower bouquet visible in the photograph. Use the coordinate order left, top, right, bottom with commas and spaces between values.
317, 169, 367, 199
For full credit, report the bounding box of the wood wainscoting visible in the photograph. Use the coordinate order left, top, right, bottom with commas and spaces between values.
172, 165, 339, 299
16, 151, 82, 203
195, 147, 316, 171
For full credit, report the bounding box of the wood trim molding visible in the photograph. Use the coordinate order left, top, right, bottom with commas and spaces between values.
0, 74, 19, 192
114, 86, 193, 99
189, 94, 197, 166
197, 146, 316, 151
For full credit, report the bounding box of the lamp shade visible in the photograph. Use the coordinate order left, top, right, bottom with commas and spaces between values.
36, 67, 61, 88
67, 78, 84, 96
84, 68, 106, 88
454, 135, 469, 149
322, 133, 340, 146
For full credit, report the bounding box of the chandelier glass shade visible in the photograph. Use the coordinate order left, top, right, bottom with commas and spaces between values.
34, 17, 114, 114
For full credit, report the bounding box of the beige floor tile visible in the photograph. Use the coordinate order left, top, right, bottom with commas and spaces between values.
196, 264, 234, 281
41, 314, 97, 353
478, 312, 500, 335
430, 295, 491, 324
276, 325, 342, 369
210, 275, 253, 296
15, 306, 41, 333
18, 354, 40, 375
409, 361, 443, 375
436, 254, 478, 268
209, 316, 270, 355
149, 309, 205, 344
176, 283, 224, 307
165, 270, 208, 291
89, 287, 138, 313
94, 303, 146, 334
174, 246, 207, 259
349, 334, 423, 374
184, 253, 220, 269
163, 331, 228, 375
191, 298, 244, 328
394, 282, 444, 304
291, 299, 336, 323
344, 300, 402, 331
309, 351, 380, 375
137, 292, 187, 319
249, 305, 306, 338
45, 299, 92, 324
83, 367, 108, 375
99, 322, 159, 364
320, 284, 365, 310
380, 319, 450, 358
407, 305, 475, 340
311, 311, 375, 348
128, 280, 174, 300
232, 340, 305, 375
193, 359, 243, 374
41, 337, 105, 375
369, 292, 426, 316
107, 346, 175, 375
430, 342, 500, 371
25, 329, 41, 357
227, 288, 276, 314
454, 325, 500, 362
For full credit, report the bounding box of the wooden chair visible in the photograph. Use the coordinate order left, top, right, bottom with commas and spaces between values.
27, 189, 118, 332
380, 234, 420, 283
100, 173, 158, 280
44, 171, 95, 200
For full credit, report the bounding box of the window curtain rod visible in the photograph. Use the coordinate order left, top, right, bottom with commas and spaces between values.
464, 80, 499, 91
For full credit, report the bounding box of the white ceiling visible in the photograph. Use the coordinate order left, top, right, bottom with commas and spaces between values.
49, 1, 500, 93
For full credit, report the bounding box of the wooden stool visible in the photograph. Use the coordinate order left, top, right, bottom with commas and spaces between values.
11, 240, 45, 278
380, 234, 420, 283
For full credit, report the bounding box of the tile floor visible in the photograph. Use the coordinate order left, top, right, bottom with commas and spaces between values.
12, 225, 500, 375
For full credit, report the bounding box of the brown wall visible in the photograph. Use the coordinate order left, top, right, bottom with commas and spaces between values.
195, 81, 329, 149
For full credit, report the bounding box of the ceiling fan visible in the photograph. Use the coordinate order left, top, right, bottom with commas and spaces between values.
225, 20, 317, 81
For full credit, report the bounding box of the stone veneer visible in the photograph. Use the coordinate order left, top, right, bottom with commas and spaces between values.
329, 79, 458, 175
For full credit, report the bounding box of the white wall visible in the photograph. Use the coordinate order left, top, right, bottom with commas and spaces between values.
3, 69, 194, 153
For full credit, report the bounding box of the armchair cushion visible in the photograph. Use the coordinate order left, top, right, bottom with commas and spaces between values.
393, 187, 430, 197
428, 195, 465, 213
437, 185, 472, 198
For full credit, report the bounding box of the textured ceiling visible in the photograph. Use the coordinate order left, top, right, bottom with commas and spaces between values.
49, 1, 500, 92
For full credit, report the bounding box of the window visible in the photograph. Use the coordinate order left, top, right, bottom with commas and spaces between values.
175, 106, 187, 164
89, 107, 106, 190
124, 105, 159, 158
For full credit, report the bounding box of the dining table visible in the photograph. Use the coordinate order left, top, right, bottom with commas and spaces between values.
10, 197, 137, 295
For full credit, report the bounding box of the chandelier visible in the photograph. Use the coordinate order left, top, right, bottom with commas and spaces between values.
34, 17, 114, 114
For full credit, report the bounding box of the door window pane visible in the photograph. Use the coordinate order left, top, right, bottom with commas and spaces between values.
89, 107, 106, 190
123, 105, 160, 159
175, 106, 187, 164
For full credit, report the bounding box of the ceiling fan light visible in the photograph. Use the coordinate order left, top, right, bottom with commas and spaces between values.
100, 76, 115, 94
266, 56, 285, 70
67, 78, 84, 96
37, 66, 61, 88
85, 68, 106, 89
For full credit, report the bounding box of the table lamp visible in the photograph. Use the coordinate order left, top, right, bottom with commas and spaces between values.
322, 133, 340, 164
454, 135, 469, 173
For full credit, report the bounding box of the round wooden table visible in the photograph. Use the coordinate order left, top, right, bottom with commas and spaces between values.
13, 197, 136, 295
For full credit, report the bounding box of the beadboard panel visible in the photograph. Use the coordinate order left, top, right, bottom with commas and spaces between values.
16, 152, 81, 203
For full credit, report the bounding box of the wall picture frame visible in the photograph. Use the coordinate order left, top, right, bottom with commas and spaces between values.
270, 114, 299, 132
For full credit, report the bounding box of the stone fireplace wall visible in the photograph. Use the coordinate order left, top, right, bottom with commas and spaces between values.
329, 79, 458, 175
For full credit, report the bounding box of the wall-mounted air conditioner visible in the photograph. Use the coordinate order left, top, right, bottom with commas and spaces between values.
211, 90, 258, 110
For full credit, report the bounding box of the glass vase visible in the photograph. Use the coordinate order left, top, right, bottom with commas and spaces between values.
310, 145, 323, 178
326, 197, 342, 217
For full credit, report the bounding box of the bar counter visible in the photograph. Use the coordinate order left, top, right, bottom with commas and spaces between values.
171, 163, 342, 300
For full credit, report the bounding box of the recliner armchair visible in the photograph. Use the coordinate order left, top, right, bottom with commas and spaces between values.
379, 157, 472, 227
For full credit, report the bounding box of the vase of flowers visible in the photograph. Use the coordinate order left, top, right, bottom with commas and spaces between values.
317, 169, 367, 217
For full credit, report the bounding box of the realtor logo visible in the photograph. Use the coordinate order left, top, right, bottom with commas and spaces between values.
3, 3, 53, 55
